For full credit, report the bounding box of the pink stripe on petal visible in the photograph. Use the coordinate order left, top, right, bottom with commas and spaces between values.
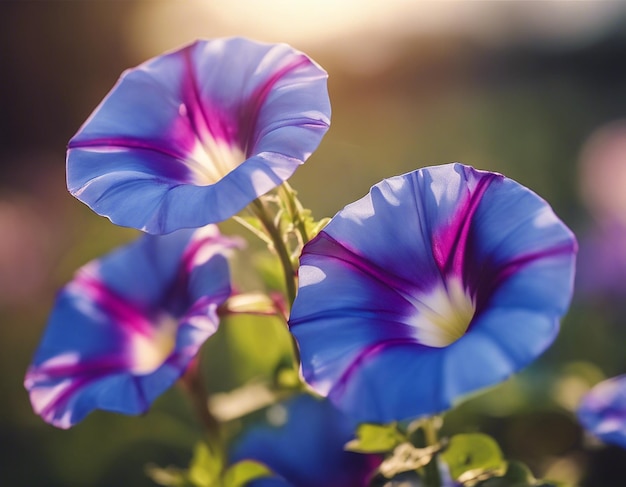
241, 55, 312, 154
71, 270, 154, 338
432, 171, 497, 278
181, 45, 239, 148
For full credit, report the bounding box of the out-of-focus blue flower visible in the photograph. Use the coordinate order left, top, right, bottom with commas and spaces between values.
578, 375, 626, 448
25, 226, 237, 428
67, 37, 331, 234
290, 163, 577, 423
230, 394, 381, 487
576, 222, 626, 302
576, 121, 626, 304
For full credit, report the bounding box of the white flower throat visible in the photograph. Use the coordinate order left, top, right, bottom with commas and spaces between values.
408, 276, 476, 348
129, 314, 178, 375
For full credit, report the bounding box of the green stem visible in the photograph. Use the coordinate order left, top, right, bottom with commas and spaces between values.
251, 198, 297, 307
180, 362, 223, 459
250, 198, 301, 367
280, 182, 309, 243
422, 418, 441, 487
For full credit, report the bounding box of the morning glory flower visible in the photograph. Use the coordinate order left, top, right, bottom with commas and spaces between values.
578, 375, 626, 448
289, 163, 577, 423
25, 226, 236, 428
576, 222, 626, 302
67, 37, 331, 234
230, 394, 380, 487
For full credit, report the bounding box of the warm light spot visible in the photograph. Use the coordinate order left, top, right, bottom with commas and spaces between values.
209, 382, 278, 422
409, 277, 475, 347
266, 403, 289, 427
130, 315, 178, 375
188, 137, 246, 186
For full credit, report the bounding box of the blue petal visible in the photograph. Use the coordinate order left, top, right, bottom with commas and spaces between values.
230, 394, 379, 487
24, 226, 234, 428
246, 478, 293, 487
290, 163, 577, 422
67, 37, 330, 234
578, 375, 626, 449
326, 343, 446, 423
468, 174, 576, 313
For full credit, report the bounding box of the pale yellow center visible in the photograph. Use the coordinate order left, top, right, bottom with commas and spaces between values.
409, 277, 475, 348
130, 315, 178, 375
188, 135, 246, 186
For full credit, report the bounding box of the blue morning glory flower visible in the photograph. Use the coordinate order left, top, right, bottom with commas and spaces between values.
24, 226, 237, 428
578, 375, 626, 448
230, 394, 380, 487
289, 163, 577, 423
67, 37, 331, 234
576, 222, 626, 302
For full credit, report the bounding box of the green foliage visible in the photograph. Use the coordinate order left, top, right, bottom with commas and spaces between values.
253, 252, 287, 293
147, 442, 221, 487
345, 422, 406, 454
441, 434, 506, 486
476, 460, 567, 487
146, 442, 272, 487
378, 442, 440, 479
222, 461, 272, 487
188, 442, 221, 487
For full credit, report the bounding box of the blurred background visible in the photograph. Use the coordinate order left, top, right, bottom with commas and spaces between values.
3, 1, 626, 485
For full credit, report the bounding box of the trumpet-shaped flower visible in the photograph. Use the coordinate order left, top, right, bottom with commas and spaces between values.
67, 37, 330, 234
230, 394, 380, 487
25, 226, 236, 428
290, 163, 577, 423
578, 375, 626, 448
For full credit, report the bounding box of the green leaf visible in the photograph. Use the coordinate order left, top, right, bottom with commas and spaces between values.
274, 365, 303, 390
222, 460, 272, 487
378, 442, 439, 478
476, 461, 535, 486
220, 313, 293, 385
187, 442, 221, 487
345, 423, 405, 453
441, 433, 506, 486
475, 460, 569, 487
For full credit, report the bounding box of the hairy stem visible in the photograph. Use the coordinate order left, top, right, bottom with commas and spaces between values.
251, 198, 298, 307
250, 197, 301, 367
279, 182, 309, 243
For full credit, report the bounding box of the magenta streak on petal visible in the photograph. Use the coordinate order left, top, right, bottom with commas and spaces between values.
327, 338, 421, 403
180, 235, 213, 274
71, 272, 155, 338
69, 137, 185, 161
239, 55, 311, 156
490, 243, 576, 293
464, 242, 576, 335
432, 172, 497, 279
67, 138, 195, 182
179, 232, 236, 274
289, 232, 424, 327
29, 355, 132, 421
594, 404, 626, 422
181, 46, 238, 149
30, 356, 127, 381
